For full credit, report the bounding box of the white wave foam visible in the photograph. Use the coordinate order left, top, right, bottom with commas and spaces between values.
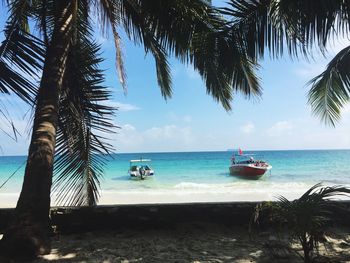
172, 181, 311, 192
98, 181, 350, 205
174, 182, 214, 189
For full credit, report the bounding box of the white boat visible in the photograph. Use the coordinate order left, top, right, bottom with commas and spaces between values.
128, 158, 154, 180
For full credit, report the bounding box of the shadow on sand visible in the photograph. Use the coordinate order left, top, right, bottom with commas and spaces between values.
23, 223, 349, 263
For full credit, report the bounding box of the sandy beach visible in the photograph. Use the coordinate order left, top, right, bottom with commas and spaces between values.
9, 224, 346, 262
1, 202, 349, 262
0, 184, 319, 208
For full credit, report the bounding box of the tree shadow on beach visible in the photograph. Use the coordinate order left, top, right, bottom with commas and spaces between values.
1, 223, 349, 262
0, 223, 341, 263
29, 223, 308, 263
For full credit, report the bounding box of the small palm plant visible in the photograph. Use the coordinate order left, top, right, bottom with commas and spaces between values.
252, 184, 350, 263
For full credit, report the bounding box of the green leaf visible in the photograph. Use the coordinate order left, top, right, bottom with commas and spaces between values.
52, 6, 115, 206
308, 45, 350, 126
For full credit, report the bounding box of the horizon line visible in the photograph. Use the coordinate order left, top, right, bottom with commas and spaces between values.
2, 147, 350, 157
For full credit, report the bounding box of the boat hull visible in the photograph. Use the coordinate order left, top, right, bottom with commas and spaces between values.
229, 165, 269, 180
129, 170, 154, 180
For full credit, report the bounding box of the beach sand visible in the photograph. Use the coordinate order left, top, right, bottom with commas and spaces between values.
0, 186, 314, 208
1, 189, 349, 262
0, 202, 349, 262
1, 224, 343, 262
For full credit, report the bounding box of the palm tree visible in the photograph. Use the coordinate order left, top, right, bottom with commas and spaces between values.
252, 184, 350, 263
0, 0, 262, 259
222, 0, 350, 126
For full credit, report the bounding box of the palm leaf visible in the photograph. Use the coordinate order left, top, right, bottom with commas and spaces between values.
308, 45, 350, 126
32, 0, 56, 46
221, 0, 302, 60
119, 0, 175, 98
275, 0, 350, 52
0, 0, 44, 140
223, 0, 350, 60
223, 0, 350, 124
270, 184, 350, 260
52, 8, 115, 206
276, 183, 350, 234
119, 0, 261, 109
97, 0, 127, 92
0, 0, 44, 102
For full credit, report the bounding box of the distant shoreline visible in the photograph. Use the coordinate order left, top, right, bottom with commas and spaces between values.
1, 148, 350, 157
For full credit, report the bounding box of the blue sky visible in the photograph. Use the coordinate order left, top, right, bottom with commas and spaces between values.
1, 1, 350, 155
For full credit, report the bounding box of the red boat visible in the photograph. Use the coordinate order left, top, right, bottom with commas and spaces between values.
229, 152, 272, 180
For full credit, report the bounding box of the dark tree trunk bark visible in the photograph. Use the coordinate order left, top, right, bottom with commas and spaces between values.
0, 1, 73, 259
301, 238, 312, 263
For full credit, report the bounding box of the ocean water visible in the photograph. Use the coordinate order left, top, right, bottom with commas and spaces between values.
1, 150, 350, 202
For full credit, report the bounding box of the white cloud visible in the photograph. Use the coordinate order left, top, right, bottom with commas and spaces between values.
168, 112, 192, 123
144, 125, 193, 142
240, 122, 255, 134
105, 101, 140, 112
111, 118, 350, 153
122, 124, 137, 131
144, 125, 176, 140
267, 121, 293, 137
294, 38, 350, 81
294, 62, 325, 79
183, 115, 192, 123
113, 123, 195, 152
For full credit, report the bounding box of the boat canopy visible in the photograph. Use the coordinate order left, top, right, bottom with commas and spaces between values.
129, 159, 151, 163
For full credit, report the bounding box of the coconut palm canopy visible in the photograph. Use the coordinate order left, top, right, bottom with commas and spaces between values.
0, 0, 262, 207
223, 0, 350, 126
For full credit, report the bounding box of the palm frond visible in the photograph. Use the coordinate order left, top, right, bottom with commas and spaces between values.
223, 0, 350, 61
275, 0, 350, 52
119, 0, 261, 109
0, 0, 44, 139
119, 0, 174, 97
269, 183, 350, 261
0, 59, 36, 103
190, 29, 261, 109
97, 0, 127, 92
276, 183, 350, 231
6, 0, 31, 32
141, 29, 172, 98
223, 0, 350, 124
308, 45, 350, 126
52, 9, 116, 206
32, 0, 56, 46
0, 0, 44, 102
221, 0, 302, 60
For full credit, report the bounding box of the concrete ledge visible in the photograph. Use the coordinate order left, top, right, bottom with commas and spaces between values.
1, 201, 350, 233
51, 202, 259, 233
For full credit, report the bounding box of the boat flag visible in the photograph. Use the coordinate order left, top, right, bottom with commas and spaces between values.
238, 148, 243, 155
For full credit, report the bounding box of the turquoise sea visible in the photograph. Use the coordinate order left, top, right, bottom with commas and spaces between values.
1, 150, 350, 203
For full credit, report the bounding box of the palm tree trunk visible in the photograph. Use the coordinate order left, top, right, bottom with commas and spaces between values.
1, 1, 73, 259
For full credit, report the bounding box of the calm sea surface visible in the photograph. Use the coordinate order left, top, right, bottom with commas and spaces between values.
1, 150, 350, 196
